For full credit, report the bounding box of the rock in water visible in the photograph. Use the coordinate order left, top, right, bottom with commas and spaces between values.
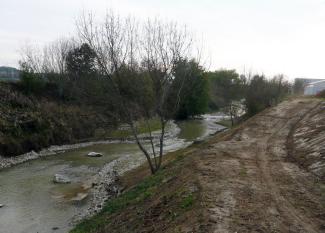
0, 204, 4, 208
53, 174, 71, 184
87, 152, 103, 157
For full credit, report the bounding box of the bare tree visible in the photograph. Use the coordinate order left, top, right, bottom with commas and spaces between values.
225, 101, 244, 126
19, 43, 45, 73
43, 38, 76, 74
20, 38, 76, 74
140, 19, 193, 170
77, 11, 195, 174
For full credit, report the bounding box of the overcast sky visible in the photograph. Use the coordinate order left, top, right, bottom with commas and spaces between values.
1, 0, 325, 79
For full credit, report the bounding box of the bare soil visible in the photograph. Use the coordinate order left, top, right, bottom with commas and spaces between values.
193, 98, 325, 233
75, 98, 325, 233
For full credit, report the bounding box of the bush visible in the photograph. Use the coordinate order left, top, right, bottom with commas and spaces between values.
20, 72, 46, 95
245, 75, 291, 116
0, 139, 23, 157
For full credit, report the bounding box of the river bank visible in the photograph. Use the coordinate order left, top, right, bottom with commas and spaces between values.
72, 117, 227, 225
71, 98, 325, 233
0, 120, 181, 170
0, 139, 131, 170
0, 82, 119, 158
0, 114, 227, 233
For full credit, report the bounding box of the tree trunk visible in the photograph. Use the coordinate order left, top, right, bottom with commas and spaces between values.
157, 119, 166, 169
128, 120, 156, 174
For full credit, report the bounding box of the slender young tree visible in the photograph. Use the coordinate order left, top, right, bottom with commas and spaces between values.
77, 11, 196, 174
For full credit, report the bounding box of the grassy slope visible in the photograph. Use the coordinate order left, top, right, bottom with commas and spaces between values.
216, 119, 232, 128
70, 124, 237, 233
70, 144, 205, 233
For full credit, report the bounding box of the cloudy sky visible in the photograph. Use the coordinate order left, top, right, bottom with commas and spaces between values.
1, 0, 325, 79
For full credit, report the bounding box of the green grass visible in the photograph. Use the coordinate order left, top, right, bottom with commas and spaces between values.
70, 167, 167, 233
217, 119, 233, 128
107, 118, 162, 138
70, 147, 196, 233
70, 142, 201, 233
180, 194, 194, 209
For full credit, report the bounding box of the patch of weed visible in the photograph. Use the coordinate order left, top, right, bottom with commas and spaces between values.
180, 194, 194, 209
71, 166, 167, 233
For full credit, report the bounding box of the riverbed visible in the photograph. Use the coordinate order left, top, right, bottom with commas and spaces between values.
0, 114, 226, 233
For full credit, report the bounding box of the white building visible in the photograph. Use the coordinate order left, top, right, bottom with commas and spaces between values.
304, 80, 325, 95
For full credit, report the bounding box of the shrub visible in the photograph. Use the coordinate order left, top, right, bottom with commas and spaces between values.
20, 72, 46, 95
0, 139, 23, 157
245, 75, 291, 116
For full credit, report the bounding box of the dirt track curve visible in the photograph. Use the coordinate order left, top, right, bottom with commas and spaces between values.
195, 99, 325, 233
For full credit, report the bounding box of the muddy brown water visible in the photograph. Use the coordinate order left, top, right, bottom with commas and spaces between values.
0, 115, 226, 233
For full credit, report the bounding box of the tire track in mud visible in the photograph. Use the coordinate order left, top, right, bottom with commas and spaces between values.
196, 99, 324, 233
255, 101, 321, 233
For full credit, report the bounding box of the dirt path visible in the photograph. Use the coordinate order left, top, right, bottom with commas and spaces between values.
69, 98, 324, 233
195, 99, 325, 233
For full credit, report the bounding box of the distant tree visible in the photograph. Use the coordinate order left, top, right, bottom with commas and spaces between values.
19, 61, 45, 95
66, 43, 97, 78
207, 70, 244, 110
244, 74, 291, 116
173, 59, 208, 119
19, 38, 75, 98
269, 74, 291, 103
20, 38, 74, 75
43, 38, 75, 74
293, 79, 304, 95
206, 69, 246, 125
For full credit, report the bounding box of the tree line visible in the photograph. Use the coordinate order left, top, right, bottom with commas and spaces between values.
18, 11, 292, 174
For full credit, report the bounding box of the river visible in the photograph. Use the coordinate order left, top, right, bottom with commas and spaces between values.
0, 114, 226, 233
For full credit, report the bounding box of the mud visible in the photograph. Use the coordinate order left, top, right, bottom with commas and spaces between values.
194, 98, 325, 233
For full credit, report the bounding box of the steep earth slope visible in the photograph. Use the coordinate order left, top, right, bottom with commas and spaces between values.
195, 98, 324, 232
72, 98, 325, 233
0, 83, 115, 157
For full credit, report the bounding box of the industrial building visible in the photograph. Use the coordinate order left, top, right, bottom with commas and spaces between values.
304, 80, 325, 95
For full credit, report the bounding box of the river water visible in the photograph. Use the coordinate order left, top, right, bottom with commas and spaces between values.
0, 115, 226, 233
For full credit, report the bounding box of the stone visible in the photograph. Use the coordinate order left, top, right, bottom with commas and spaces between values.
193, 139, 204, 144
70, 192, 88, 201
0, 204, 4, 208
53, 174, 71, 184
87, 152, 103, 157
162, 176, 175, 184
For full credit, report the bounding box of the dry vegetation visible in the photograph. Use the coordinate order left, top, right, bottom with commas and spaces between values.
0, 83, 115, 157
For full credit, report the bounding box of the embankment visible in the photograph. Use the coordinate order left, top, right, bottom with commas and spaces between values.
71, 98, 325, 233
0, 82, 116, 158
